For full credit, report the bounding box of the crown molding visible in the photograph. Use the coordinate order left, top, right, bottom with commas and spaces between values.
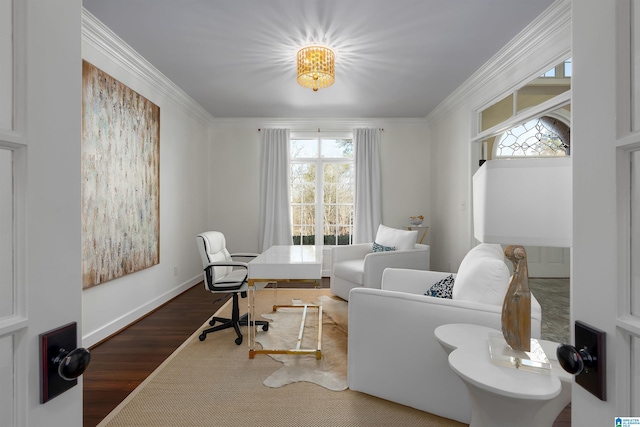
426, 0, 571, 125
82, 9, 216, 127
211, 117, 428, 130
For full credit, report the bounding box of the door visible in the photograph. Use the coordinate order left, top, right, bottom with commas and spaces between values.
1, 3, 26, 425
525, 247, 570, 278
572, 1, 639, 423
2, 1, 83, 425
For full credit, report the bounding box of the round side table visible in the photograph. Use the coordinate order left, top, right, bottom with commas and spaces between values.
435, 323, 570, 427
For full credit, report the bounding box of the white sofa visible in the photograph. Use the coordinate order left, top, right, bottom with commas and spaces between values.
330, 225, 430, 301
347, 243, 542, 424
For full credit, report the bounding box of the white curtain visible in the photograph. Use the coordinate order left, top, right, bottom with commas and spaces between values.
353, 128, 382, 243
259, 129, 293, 252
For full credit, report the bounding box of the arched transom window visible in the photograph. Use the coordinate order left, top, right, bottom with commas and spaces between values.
494, 116, 570, 158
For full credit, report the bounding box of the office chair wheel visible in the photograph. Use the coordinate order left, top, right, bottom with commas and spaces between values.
209, 319, 216, 326
199, 333, 206, 341
235, 336, 243, 345
262, 323, 269, 331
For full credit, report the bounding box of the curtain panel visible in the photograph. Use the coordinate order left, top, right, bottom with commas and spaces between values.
259, 128, 293, 252
353, 128, 382, 243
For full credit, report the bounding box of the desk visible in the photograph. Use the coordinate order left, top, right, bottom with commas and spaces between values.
247, 245, 323, 359
435, 324, 571, 427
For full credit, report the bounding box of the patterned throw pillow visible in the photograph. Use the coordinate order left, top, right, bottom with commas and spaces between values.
372, 241, 396, 252
424, 274, 455, 299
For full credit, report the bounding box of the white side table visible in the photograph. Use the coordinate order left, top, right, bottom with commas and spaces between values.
405, 225, 429, 244
434, 323, 571, 427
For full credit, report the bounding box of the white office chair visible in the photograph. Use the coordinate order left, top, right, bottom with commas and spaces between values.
196, 231, 269, 345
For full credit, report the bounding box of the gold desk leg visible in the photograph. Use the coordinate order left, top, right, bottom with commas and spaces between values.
246, 279, 323, 359
316, 303, 323, 359
247, 298, 323, 360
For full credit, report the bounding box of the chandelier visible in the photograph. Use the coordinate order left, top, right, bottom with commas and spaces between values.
296, 46, 335, 92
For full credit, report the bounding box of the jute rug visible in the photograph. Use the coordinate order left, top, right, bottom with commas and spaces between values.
98, 288, 465, 427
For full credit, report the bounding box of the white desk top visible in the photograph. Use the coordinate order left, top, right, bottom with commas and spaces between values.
248, 245, 323, 279
435, 323, 563, 400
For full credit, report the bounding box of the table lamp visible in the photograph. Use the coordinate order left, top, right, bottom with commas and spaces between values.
472, 156, 572, 352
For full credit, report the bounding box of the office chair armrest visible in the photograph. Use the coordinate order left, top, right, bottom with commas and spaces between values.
230, 252, 259, 259
206, 261, 249, 269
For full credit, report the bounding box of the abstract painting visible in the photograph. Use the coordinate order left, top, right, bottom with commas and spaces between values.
81, 61, 160, 289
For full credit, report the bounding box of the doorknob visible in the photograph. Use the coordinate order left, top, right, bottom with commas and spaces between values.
556, 343, 596, 374
40, 322, 91, 403
52, 347, 91, 381
556, 320, 606, 401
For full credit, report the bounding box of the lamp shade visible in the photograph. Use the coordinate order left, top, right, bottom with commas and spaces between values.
472, 157, 572, 247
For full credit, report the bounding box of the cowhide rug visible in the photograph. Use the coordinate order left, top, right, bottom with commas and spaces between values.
254, 295, 348, 391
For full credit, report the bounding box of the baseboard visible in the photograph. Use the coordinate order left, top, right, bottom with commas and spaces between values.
82, 275, 202, 348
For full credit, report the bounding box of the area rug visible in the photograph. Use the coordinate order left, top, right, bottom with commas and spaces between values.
255, 294, 348, 391
98, 288, 465, 427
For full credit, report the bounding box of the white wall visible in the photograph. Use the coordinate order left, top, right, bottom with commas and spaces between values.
426, 0, 571, 272
81, 12, 213, 347
209, 119, 430, 254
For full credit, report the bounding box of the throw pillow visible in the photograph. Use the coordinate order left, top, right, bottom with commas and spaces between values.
372, 241, 395, 252
452, 243, 510, 305
424, 274, 455, 298
374, 224, 418, 250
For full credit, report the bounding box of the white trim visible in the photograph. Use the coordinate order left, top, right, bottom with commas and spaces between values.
0, 317, 27, 337
10, 2, 26, 424
213, 117, 428, 130
82, 9, 215, 127
291, 130, 353, 139
0, 131, 24, 147
82, 276, 201, 348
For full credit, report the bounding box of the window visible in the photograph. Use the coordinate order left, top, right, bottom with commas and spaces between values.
479, 58, 572, 133
541, 58, 572, 78
290, 135, 354, 245
494, 116, 570, 158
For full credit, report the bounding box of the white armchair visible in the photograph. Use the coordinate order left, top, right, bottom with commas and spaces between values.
347, 243, 542, 424
330, 225, 430, 301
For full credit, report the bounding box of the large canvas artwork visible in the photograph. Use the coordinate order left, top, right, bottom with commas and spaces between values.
82, 61, 160, 289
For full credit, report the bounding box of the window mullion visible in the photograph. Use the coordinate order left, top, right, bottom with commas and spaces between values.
315, 149, 323, 245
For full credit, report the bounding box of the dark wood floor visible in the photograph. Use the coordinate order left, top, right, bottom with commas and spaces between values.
83, 279, 571, 426
83, 282, 225, 426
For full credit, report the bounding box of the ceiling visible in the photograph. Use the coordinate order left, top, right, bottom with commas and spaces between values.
82, 0, 556, 119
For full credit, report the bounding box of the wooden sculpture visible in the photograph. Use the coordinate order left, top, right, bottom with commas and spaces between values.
502, 245, 531, 352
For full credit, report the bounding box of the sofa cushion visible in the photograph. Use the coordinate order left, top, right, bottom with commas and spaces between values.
424, 274, 455, 298
373, 241, 395, 252
333, 259, 365, 285
375, 224, 417, 250
452, 243, 510, 305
